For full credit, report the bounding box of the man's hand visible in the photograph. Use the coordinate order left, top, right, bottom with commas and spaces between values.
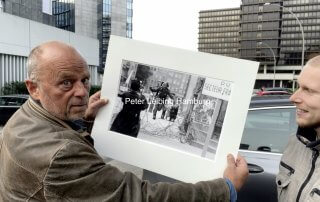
84, 91, 108, 121
223, 154, 249, 192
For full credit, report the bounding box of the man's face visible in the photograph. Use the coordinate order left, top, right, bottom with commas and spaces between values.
35, 46, 90, 121
290, 66, 320, 129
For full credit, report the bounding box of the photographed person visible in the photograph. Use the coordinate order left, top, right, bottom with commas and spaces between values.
150, 82, 173, 119
0, 41, 248, 201
110, 79, 148, 138
277, 55, 320, 201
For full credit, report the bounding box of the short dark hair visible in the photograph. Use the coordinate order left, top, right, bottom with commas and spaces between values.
130, 80, 141, 91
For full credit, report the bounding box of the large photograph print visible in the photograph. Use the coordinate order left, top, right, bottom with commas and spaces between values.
92, 36, 259, 183
110, 60, 232, 160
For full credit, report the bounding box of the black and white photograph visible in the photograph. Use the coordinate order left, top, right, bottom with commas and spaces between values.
109, 59, 232, 160
92, 36, 259, 182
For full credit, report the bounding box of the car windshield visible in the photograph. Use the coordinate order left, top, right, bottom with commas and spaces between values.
240, 107, 297, 153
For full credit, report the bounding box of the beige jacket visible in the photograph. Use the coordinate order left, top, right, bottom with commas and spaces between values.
277, 128, 320, 202
0, 98, 230, 201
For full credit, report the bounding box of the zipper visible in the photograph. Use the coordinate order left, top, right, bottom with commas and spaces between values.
296, 150, 319, 202
310, 188, 320, 197
280, 161, 295, 176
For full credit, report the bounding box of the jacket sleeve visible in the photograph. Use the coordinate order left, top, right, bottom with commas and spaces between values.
43, 141, 230, 202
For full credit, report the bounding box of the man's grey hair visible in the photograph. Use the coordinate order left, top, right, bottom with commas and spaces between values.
306, 55, 320, 68
26, 45, 43, 83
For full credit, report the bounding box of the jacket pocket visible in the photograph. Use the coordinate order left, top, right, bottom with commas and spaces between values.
309, 188, 320, 202
276, 161, 294, 198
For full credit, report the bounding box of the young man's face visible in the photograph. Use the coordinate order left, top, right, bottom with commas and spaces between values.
33, 44, 90, 121
290, 65, 320, 129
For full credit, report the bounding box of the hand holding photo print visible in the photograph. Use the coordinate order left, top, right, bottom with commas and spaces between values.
92, 36, 259, 183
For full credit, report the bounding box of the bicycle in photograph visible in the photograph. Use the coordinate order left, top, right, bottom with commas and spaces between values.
179, 127, 197, 145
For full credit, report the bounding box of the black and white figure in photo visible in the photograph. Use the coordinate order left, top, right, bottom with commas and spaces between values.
109, 60, 233, 160
149, 82, 174, 120
110, 79, 148, 138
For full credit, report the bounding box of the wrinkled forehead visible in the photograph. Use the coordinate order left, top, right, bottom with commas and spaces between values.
39, 44, 87, 70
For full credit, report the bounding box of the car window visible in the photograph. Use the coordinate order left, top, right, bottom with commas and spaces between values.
240, 107, 297, 153
0, 98, 6, 105
0, 97, 27, 106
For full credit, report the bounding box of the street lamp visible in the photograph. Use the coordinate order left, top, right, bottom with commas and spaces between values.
264, 3, 305, 69
258, 42, 276, 88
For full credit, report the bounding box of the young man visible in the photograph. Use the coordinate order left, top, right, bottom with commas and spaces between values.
277, 55, 320, 201
0, 41, 248, 201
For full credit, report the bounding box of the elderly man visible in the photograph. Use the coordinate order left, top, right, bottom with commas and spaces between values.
277, 55, 320, 201
0, 41, 248, 201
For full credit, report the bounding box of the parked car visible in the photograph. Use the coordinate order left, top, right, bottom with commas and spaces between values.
264, 87, 293, 94
253, 90, 291, 96
143, 95, 296, 202
0, 94, 29, 125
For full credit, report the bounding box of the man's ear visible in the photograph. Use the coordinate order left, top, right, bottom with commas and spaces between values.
25, 80, 40, 100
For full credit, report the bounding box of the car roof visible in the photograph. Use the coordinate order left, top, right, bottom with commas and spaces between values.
250, 95, 294, 108
0, 94, 29, 99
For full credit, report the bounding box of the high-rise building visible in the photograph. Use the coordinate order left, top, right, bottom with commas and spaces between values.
52, 0, 75, 32
97, 0, 133, 73
198, 8, 240, 58
1, 0, 55, 26
0, 11, 100, 94
198, 0, 320, 88
52, 0, 98, 39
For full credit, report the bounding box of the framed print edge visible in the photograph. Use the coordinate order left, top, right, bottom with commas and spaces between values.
92, 35, 259, 183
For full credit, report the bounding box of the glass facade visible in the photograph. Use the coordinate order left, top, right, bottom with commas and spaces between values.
98, 0, 133, 73
127, 0, 133, 38
52, 0, 75, 32
280, 0, 320, 65
98, 0, 112, 73
240, 0, 282, 67
198, 8, 240, 58
2, 0, 55, 26
199, 0, 320, 69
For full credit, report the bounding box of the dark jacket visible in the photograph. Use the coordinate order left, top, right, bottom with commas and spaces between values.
150, 86, 173, 100
277, 127, 320, 201
110, 90, 148, 137
0, 98, 230, 201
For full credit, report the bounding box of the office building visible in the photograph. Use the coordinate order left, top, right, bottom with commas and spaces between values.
97, 0, 133, 73
198, 0, 320, 88
0, 12, 100, 95
52, 0, 75, 32
1, 0, 55, 26
198, 8, 240, 58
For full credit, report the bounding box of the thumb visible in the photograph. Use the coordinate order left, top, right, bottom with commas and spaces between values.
227, 154, 236, 167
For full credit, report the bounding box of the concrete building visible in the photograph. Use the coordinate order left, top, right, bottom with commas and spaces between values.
97, 0, 133, 73
0, 12, 99, 94
52, 0, 132, 73
198, 8, 240, 58
1, 0, 55, 26
198, 0, 320, 89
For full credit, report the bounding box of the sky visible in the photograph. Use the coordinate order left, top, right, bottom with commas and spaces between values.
133, 0, 242, 51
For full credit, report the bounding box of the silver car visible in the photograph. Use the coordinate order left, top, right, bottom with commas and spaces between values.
143, 95, 296, 202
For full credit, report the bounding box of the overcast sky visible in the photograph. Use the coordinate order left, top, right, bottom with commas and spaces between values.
133, 0, 241, 51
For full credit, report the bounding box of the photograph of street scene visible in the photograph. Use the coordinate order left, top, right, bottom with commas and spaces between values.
109, 59, 232, 160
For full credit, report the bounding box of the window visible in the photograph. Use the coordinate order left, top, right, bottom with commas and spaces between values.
240, 108, 297, 153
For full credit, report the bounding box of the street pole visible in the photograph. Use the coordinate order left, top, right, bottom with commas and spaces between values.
259, 42, 276, 88
264, 3, 305, 69
264, 3, 305, 90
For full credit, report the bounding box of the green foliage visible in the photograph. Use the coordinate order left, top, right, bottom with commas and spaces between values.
90, 85, 101, 96
2, 81, 28, 95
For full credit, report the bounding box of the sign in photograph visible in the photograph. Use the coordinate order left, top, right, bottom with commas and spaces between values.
92, 36, 259, 183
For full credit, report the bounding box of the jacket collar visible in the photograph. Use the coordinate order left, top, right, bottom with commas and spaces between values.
296, 127, 320, 150
27, 98, 94, 146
